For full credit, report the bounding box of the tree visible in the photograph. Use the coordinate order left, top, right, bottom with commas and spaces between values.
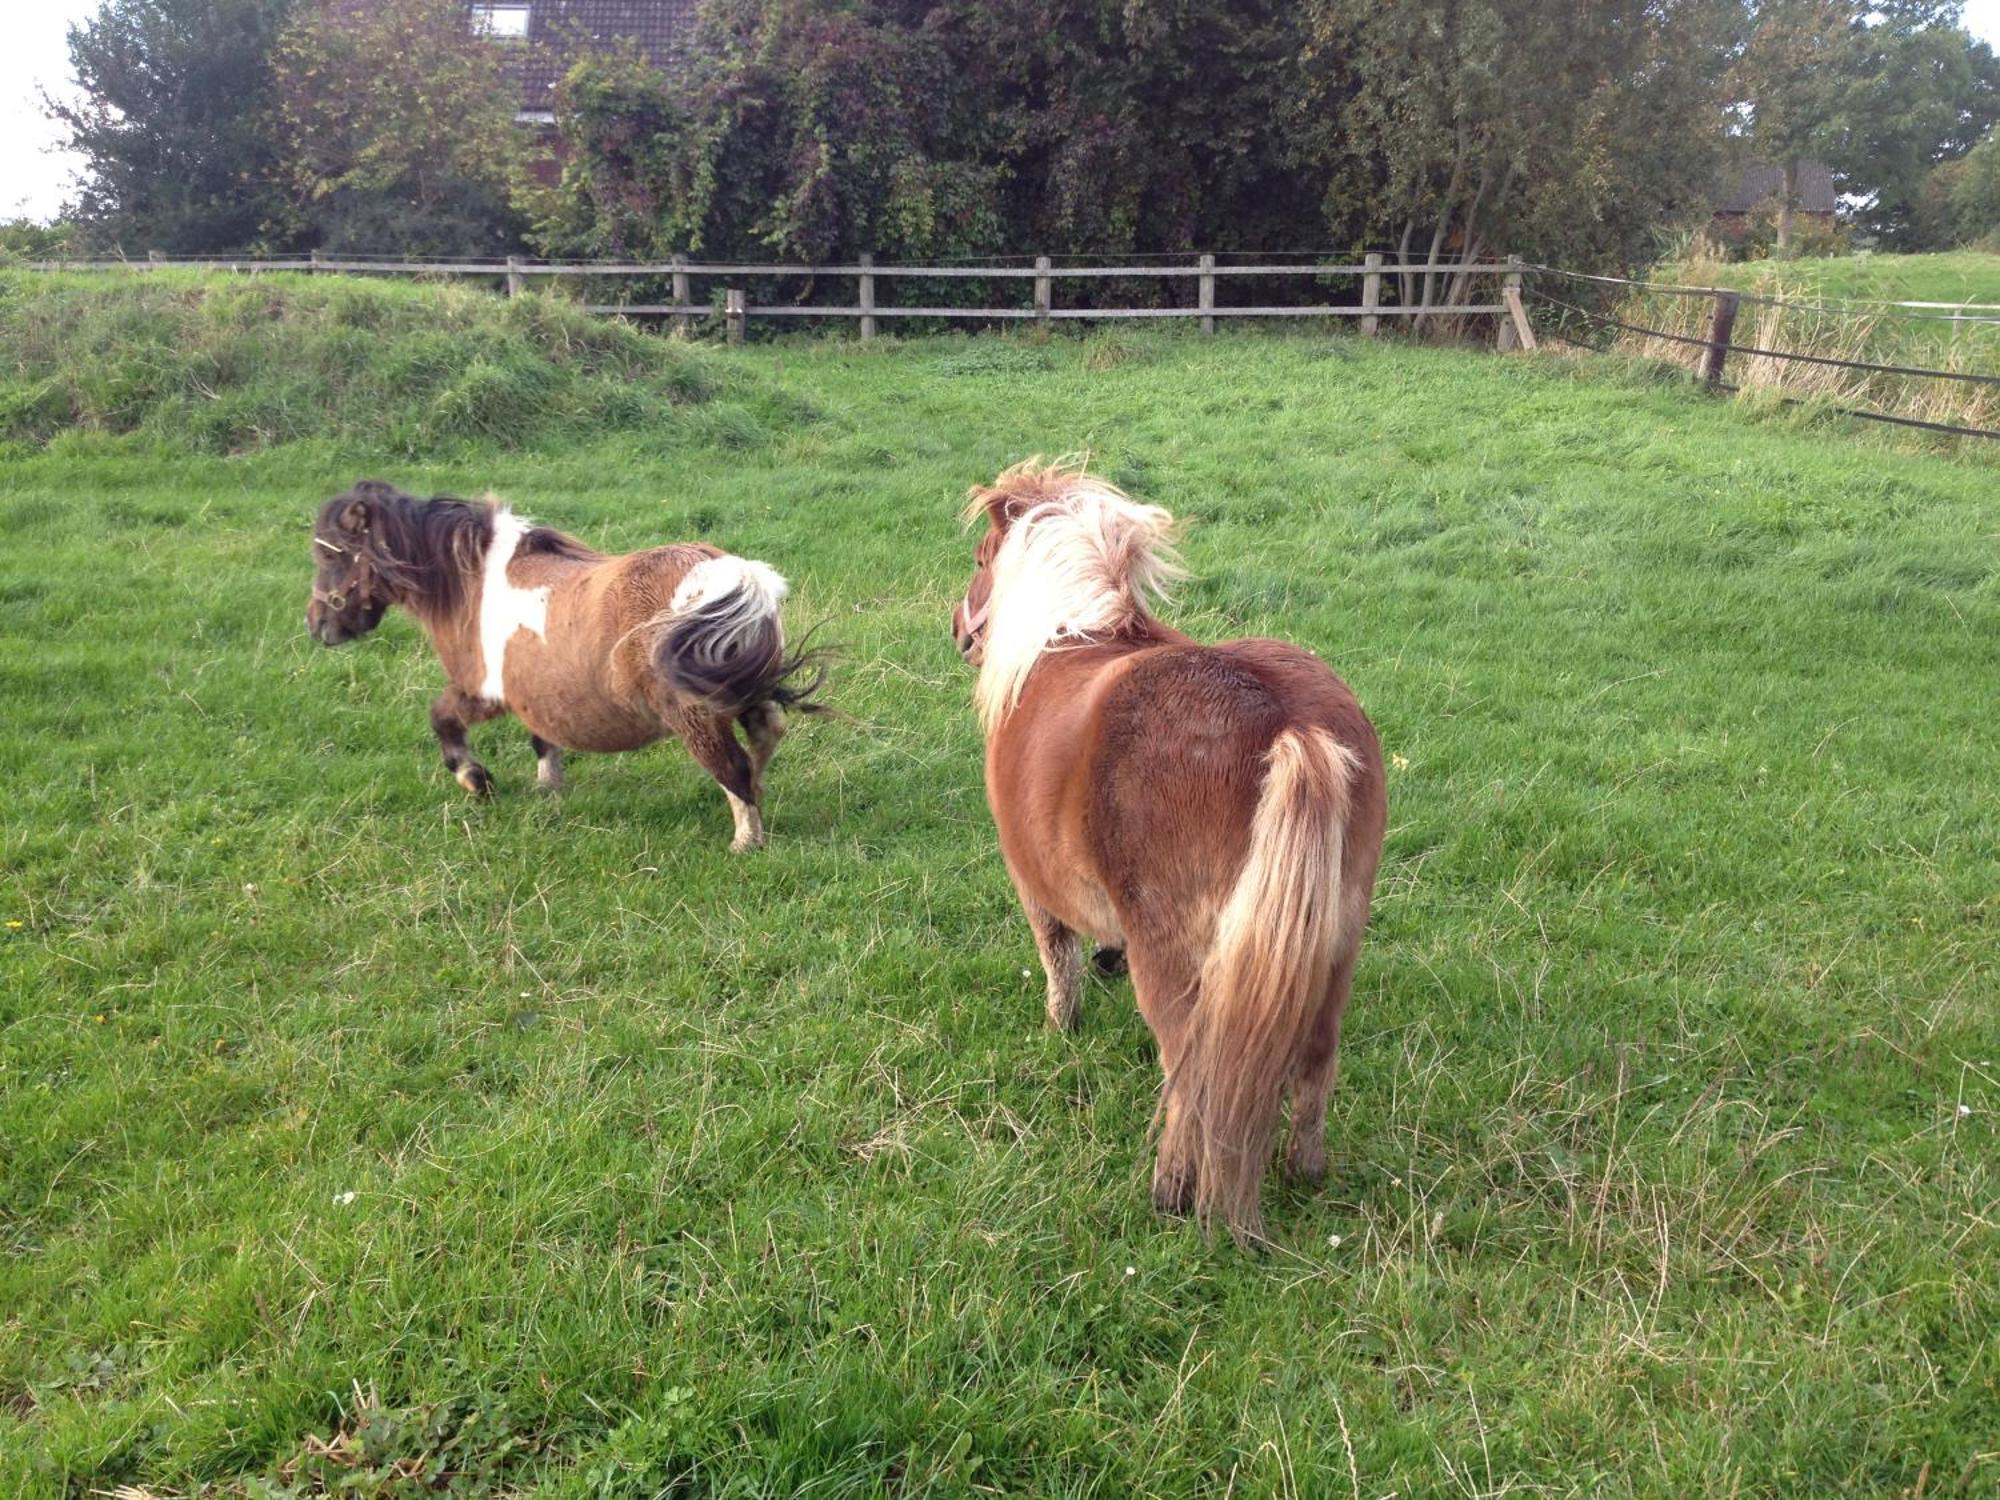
270, 0, 528, 255
49, 0, 299, 253
1296, 0, 1739, 287
1730, 1, 2000, 252
1727, 0, 1860, 253
1844, 7, 2000, 243
533, 0, 1322, 271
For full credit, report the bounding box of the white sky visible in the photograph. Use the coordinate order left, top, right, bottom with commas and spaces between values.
7, 0, 2000, 223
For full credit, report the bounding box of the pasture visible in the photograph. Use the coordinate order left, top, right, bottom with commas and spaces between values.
2, 274, 1996, 1497
1698, 250, 2000, 309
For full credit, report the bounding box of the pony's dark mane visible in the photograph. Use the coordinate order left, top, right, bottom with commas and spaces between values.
317, 481, 599, 623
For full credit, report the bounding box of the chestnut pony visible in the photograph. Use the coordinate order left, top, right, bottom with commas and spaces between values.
306, 480, 819, 851
953, 459, 1386, 1244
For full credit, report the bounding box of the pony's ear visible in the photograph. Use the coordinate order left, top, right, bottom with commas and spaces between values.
963, 478, 1037, 531
338, 478, 403, 533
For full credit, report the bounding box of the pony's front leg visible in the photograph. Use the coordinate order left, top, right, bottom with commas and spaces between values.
1024, 902, 1082, 1032
530, 733, 564, 792
430, 689, 505, 796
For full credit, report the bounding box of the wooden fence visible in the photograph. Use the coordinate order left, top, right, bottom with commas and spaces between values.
25, 250, 1539, 347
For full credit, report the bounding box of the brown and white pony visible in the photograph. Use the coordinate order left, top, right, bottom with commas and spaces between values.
306, 479, 819, 850
952, 458, 1386, 1245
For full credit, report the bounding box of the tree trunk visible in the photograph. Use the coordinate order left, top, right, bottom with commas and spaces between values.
1421, 136, 1470, 315
1777, 157, 1798, 256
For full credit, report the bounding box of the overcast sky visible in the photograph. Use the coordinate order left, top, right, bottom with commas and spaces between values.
10, 0, 2000, 223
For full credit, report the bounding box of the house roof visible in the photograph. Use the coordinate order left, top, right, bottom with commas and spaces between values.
1716, 160, 1837, 216
487, 1, 701, 113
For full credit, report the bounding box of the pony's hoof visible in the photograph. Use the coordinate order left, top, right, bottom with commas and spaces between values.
729, 835, 765, 854
455, 765, 494, 797
1284, 1144, 1327, 1184
1091, 946, 1128, 979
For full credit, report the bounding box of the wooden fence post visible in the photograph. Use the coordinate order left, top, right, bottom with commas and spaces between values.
1500, 255, 1535, 352
1034, 255, 1052, 328
671, 255, 691, 334
310, 249, 324, 276
147, 249, 165, 271
1198, 253, 1215, 335
858, 252, 877, 341
1703, 290, 1740, 385
506, 256, 524, 299
1360, 253, 1382, 337
725, 287, 746, 345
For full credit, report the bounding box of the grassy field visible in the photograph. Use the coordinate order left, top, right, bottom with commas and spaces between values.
1697, 250, 2000, 308
2, 274, 1996, 1497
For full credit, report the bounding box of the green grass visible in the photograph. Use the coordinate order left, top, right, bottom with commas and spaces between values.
2, 281, 1997, 1497
1699, 250, 2000, 309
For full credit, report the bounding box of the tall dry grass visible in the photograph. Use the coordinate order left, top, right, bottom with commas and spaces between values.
1607, 252, 2000, 431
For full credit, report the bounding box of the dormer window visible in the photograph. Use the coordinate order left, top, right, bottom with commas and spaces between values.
472, 4, 531, 39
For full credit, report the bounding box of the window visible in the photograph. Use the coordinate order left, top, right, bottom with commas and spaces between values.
472, 4, 530, 39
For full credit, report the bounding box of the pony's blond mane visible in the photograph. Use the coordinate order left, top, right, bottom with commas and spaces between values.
967, 457, 1184, 733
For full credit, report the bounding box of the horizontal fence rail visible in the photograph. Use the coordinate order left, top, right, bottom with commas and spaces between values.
22, 250, 1534, 345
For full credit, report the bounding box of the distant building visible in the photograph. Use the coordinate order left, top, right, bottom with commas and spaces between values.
470, 1, 701, 182
1712, 159, 1838, 233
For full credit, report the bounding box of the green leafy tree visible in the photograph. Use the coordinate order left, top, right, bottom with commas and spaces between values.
1296, 0, 1738, 287
270, 0, 529, 255
533, 0, 1320, 272
1729, 0, 1856, 253
1844, 7, 2000, 243
1730, 1, 2000, 251
1910, 126, 2000, 245
49, 0, 299, 253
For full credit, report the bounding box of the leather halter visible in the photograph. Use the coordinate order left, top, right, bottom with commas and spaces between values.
959, 594, 991, 646
311, 536, 357, 609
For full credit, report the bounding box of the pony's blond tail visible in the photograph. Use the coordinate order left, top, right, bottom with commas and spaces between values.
1173, 728, 1359, 1245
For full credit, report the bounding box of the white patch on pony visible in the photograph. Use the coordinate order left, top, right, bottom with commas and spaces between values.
671, 555, 790, 668
974, 477, 1183, 733
477, 508, 553, 704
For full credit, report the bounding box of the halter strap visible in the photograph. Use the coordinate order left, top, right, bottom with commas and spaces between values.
961, 595, 991, 642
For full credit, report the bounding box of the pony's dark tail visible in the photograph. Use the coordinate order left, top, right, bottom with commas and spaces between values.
655, 555, 826, 717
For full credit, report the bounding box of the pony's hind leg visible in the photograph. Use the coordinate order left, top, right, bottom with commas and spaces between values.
431, 689, 506, 796
530, 733, 564, 792
1127, 940, 1202, 1216
1025, 901, 1082, 1032
681, 711, 763, 852
738, 701, 787, 804
1284, 953, 1357, 1184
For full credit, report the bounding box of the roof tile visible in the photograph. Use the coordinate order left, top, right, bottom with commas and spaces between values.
482, 1, 701, 111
